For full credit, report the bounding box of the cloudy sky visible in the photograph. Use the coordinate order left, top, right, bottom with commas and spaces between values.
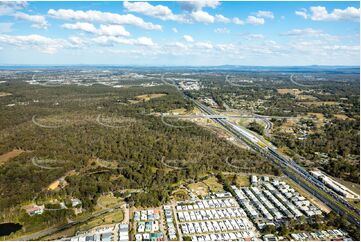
0, 1, 359, 66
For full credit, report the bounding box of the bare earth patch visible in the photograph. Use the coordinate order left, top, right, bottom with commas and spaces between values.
0, 149, 25, 165
129, 93, 167, 103
277, 88, 302, 95
307, 112, 326, 128
334, 114, 352, 120
188, 182, 209, 197
202, 176, 224, 193
0, 92, 12, 97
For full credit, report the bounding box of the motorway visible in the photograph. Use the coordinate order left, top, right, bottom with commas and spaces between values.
159, 74, 360, 226
190, 97, 359, 225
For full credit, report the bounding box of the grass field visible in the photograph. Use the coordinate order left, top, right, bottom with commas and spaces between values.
233, 175, 250, 187
129, 93, 167, 103
79, 210, 124, 232
202, 176, 224, 193
188, 182, 209, 197
171, 189, 190, 201
96, 194, 123, 210
39, 226, 77, 241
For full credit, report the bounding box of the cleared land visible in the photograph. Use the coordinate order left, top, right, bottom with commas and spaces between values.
96, 194, 123, 210
233, 175, 250, 187
0, 92, 12, 97
333, 114, 352, 120
307, 112, 326, 128
188, 176, 224, 197
300, 101, 339, 107
171, 188, 190, 201
188, 181, 208, 197
78, 210, 124, 232
129, 93, 167, 103
202, 176, 224, 193
277, 89, 302, 95
0, 149, 25, 165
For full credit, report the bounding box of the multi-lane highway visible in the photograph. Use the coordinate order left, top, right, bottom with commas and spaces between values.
161, 74, 359, 225
190, 97, 360, 225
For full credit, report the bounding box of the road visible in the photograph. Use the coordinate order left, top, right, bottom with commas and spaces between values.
190, 97, 359, 225
15, 204, 123, 241
160, 74, 359, 226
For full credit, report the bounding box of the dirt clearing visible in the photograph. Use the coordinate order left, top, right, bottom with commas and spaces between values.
0, 149, 25, 165
0, 92, 12, 97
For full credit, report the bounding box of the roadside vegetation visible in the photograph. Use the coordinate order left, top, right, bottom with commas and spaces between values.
0, 79, 273, 238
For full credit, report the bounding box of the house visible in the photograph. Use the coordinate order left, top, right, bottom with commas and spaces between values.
118, 224, 129, 241
23, 204, 45, 216
71, 198, 82, 207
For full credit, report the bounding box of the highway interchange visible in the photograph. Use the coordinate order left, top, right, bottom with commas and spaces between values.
160, 74, 360, 226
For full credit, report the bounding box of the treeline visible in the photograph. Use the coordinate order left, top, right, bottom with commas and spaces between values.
0, 81, 273, 217
271, 118, 360, 183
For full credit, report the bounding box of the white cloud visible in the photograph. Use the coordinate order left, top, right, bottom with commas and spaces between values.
256, 11, 274, 19
62, 22, 130, 37
172, 42, 188, 50
68, 36, 88, 48
246, 16, 265, 25
172, 27, 178, 33
124, 0, 228, 25
232, 17, 244, 25
48, 9, 162, 30
244, 33, 264, 40
190, 10, 214, 23
284, 28, 323, 36
183, 35, 194, 42
124, 1, 171, 17
310, 6, 360, 21
295, 6, 360, 21
123, 1, 187, 22
194, 41, 213, 49
0, 1, 27, 16
181, 0, 220, 12
214, 27, 230, 34
93, 36, 155, 46
0, 22, 13, 33
282, 28, 339, 41
98, 25, 130, 37
0, 34, 65, 54
14, 12, 49, 29
62, 22, 97, 33
215, 14, 230, 23
295, 9, 308, 19
215, 43, 235, 51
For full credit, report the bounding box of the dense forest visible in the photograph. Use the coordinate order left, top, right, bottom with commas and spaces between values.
0, 79, 273, 232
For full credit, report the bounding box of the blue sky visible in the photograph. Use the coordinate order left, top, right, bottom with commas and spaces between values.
0, 1, 359, 65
